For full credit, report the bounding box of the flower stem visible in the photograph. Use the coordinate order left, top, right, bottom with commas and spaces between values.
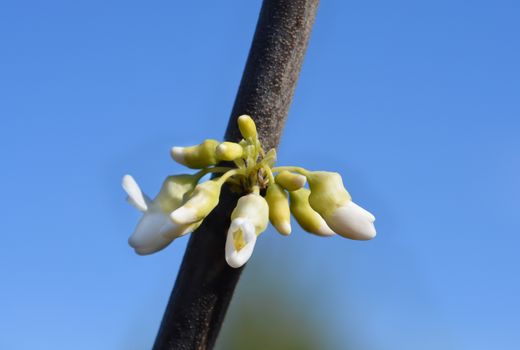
271, 166, 310, 176
264, 165, 275, 184
194, 166, 233, 182
215, 169, 245, 186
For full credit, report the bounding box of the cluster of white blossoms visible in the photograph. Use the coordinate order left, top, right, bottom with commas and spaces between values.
123, 115, 376, 268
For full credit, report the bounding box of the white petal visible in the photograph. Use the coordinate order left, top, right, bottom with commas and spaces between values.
170, 146, 186, 164
122, 175, 149, 212
315, 220, 336, 237
352, 201, 376, 221
225, 218, 257, 268
277, 221, 292, 235
231, 193, 269, 233
177, 220, 202, 237
216, 143, 230, 154
170, 206, 198, 225
129, 211, 180, 255
326, 201, 376, 240
292, 174, 307, 188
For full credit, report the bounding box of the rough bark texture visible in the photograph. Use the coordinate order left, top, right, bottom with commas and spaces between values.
152, 1, 319, 349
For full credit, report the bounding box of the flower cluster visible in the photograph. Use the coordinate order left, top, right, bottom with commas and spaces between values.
123, 115, 376, 268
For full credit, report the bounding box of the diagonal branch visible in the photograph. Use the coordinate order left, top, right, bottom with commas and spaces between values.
152, 1, 319, 349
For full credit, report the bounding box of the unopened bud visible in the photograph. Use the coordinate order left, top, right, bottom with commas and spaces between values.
170, 179, 222, 225
215, 141, 244, 161
306, 172, 351, 217
275, 171, 306, 192
289, 188, 335, 237
237, 115, 258, 140
265, 184, 291, 235
306, 171, 376, 240
170, 139, 219, 169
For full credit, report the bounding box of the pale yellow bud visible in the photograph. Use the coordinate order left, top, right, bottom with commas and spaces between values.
306, 171, 376, 240
170, 139, 219, 169
237, 115, 258, 140
275, 171, 307, 192
289, 188, 335, 237
215, 141, 244, 161
265, 184, 291, 235
306, 172, 351, 218
170, 179, 222, 225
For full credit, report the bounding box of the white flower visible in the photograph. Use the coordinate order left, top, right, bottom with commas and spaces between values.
225, 218, 258, 268
325, 201, 376, 240
122, 174, 200, 255
225, 193, 269, 268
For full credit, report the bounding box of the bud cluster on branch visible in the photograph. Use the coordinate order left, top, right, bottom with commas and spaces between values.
123, 115, 376, 268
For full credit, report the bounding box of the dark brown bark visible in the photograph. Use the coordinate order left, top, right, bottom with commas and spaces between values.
152, 1, 319, 349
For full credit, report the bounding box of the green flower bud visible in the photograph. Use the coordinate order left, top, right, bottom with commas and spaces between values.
265, 184, 291, 235
170, 179, 222, 225
306, 171, 351, 218
289, 188, 335, 236
170, 139, 219, 169
237, 115, 258, 140
275, 171, 306, 192
215, 141, 244, 161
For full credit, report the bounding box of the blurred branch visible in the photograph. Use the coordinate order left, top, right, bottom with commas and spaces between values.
152, 1, 319, 349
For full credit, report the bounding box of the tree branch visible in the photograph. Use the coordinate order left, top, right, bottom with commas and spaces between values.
152, 1, 319, 349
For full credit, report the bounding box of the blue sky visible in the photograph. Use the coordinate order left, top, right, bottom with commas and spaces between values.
1, 1, 519, 349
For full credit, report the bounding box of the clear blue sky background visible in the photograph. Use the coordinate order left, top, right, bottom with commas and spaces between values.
1, 1, 519, 349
